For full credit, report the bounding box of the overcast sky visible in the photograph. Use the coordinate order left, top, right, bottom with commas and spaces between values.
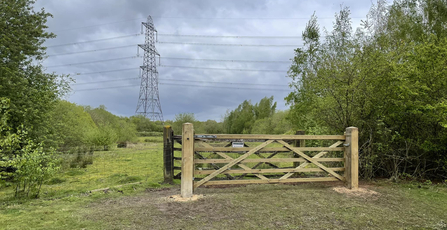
34, 0, 374, 121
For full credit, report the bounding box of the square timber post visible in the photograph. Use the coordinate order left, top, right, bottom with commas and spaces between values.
163, 125, 174, 184
345, 127, 359, 190
181, 123, 194, 198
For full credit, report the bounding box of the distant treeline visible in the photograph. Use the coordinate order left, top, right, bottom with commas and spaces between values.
164, 96, 294, 136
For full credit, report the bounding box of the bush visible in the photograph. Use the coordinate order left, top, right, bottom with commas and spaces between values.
0, 128, 59, 198
86, 126, 118, 151
1, 99, 59, 198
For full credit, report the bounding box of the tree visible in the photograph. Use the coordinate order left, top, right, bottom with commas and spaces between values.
254, 96, 277, 120
172, 113, 198, 134
224, 97, 282, 134
1, 1, 67, 198
286, 2, 447, 179
223, 100, 255, 134
85, 105, 137, 144
202, 120, 223, 134
1, 98, 58, 198
0, 0, 70, 144
50, 100, 98, 148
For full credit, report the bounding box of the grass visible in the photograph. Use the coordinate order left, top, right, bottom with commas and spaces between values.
81, 181, 447, 230
1, 136, 447, 229
1, 137, 164, 199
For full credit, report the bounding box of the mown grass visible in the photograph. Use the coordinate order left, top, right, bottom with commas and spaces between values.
1, 136, 447, 229
1, 138, 164, 199
0, 136, 171, 229
77, 181, 447, 230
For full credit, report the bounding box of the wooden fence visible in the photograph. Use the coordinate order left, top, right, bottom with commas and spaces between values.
163, 123, 358, 198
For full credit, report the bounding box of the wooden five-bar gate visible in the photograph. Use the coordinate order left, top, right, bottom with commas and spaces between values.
163, 123, 358, 198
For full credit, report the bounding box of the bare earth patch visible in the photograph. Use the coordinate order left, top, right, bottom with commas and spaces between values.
163, 194, 205, 202
82, 183, 446, 229
332, 186, 380, 198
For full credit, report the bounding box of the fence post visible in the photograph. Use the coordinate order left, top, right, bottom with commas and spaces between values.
163, 125, 174, 184
345, 127, 359, 190
181, 123, 194, 198
293, 130, 305, 177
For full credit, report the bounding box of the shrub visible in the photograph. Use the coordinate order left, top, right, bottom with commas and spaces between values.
0, 128, 59, 198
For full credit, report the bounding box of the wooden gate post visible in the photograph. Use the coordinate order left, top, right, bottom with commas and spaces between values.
345, 127, 359, 190
163, 125, 174, 184
181, 123, 194, 198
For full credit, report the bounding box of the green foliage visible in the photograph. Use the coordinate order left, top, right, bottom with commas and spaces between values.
87, 126, 118, 151
171, 113, 198, 134
130, 115, 163, 133
1, 99, 58, 198
224, 100, 255, 134
250, 118, 271, 134
50, 100, 98, 148
137, 131, 163, 137
286, 1, 447, 179
202, 120, 224, 134
224, 96, 291, 134
86, 105, 137, 145
0, 0, 70, 144
254, 96, 277, 120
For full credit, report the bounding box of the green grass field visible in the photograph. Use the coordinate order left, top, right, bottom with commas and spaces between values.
1, 137, 447, 229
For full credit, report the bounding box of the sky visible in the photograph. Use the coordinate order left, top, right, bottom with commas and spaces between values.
34, 0, 375, 122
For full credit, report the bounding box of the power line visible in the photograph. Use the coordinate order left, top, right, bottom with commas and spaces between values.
152, 16, 366, 20
52, 18, 146, 33
46, 44, 137, 57
73, 77, 140, 85
61, 65, 287, 76
161, 57, 290, 63
161, 83, 289, 91
158, 34, 304, 39
45, 56, 289, 68
74, 83, 289, 92
157, 41, 302, 47
73, 76, 288, 87
74, 68, 137, 76
46, 56, 140, 68
45, 33, 306, 49
51, 16, 366, 33
46, 34, 142, 48
160, 78, 288, 87
159, 65, 287, 72
74, 84, 140, 92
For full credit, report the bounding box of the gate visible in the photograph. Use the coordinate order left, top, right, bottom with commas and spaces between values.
164, 123, 358, 198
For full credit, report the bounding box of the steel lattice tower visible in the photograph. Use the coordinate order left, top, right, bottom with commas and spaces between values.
135, 16, 164, 121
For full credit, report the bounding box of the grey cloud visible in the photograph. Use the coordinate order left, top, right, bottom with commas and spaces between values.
34, 0, 374, 121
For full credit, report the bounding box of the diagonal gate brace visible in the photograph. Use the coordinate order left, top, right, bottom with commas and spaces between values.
194, 140, 274, 188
